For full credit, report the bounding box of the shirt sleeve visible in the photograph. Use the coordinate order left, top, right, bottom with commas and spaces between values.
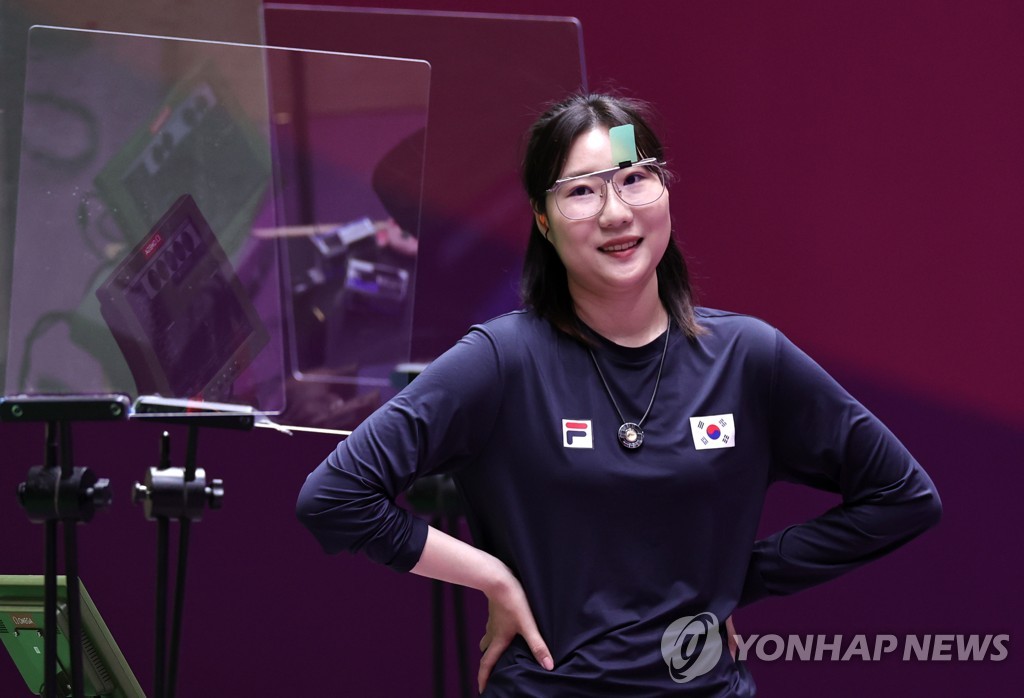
739, 329, 942, 606
295, 327, 504, 572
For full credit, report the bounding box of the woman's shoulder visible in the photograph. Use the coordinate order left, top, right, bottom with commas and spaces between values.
696, 306, 776, 331
472, 308, 555, 342
472, 308, 781, 346
460, 309, 567, 372
694, 306, 780, 351
408, 312, 545, 389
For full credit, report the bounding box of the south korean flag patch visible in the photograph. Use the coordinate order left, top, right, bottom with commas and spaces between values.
689, 414, 736, 450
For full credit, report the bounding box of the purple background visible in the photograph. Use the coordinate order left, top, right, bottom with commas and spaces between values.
2, 1, 1022, 695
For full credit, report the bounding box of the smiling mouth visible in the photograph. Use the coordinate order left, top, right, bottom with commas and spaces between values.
600, 239, 641, 253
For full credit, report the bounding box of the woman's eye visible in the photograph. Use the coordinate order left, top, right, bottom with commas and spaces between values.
621, 170, 649, 187
566, 184, 596, 198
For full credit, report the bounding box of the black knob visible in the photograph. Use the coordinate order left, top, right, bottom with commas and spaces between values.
88, 477, 113, 511
206, 478, 224, 510
131, 481, 148, 506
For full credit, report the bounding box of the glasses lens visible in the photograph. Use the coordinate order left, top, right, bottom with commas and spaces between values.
552, 165, 665, 220
613, 165, 665, 207
553, 175, 605, 220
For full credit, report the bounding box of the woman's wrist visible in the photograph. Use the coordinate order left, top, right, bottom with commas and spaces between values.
479, 557, 517, 599
412, 525, 513, 595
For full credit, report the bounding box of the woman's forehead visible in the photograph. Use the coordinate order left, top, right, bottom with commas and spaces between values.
560, 128, 614, 179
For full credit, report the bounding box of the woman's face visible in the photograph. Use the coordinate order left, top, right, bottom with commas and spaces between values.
540, 127, 671, 303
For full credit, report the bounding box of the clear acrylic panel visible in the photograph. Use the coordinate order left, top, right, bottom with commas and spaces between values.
266, 42, 429, 432
4, 26, 429, 426
0, 0, 267, 390
262, 6, 586, 362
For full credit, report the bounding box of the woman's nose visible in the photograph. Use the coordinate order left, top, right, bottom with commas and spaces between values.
598, 182, 633, 227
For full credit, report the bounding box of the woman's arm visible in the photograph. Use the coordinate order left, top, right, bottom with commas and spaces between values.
411, 526, 554, 692
296, 328, 503, 569
296, 325, 553, 688
739, 329, 942, 605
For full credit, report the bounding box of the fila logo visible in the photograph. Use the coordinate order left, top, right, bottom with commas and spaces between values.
562, 419, 593, 449
688, 413, 736, 450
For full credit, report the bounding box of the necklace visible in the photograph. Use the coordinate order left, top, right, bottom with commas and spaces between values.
587, 319, 671, 450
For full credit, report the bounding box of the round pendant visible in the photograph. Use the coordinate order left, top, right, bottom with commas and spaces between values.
618, 422, 644, 449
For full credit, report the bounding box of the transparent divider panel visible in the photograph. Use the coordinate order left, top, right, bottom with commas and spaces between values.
262, 5, 586, 361
0, 0, 267, 387
265, 42, 429, 432
5, 26, 429, 429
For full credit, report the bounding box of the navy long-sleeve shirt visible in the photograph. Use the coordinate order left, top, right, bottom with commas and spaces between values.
297, 308, 941, 695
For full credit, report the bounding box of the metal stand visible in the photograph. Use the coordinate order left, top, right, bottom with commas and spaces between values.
407, 474, 471, 698
4, 395, 126, 698
131, 409, 240, 698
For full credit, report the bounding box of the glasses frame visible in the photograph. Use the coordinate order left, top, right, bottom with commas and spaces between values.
545, 157, 667, 220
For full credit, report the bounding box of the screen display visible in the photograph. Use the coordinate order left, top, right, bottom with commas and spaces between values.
97, 195, 267, 401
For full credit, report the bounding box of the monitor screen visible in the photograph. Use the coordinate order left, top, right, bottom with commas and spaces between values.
95, 194, 268, 402
0, 575, 143, 697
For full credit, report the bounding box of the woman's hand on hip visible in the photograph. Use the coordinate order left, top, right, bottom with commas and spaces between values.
478, 568, 553, 693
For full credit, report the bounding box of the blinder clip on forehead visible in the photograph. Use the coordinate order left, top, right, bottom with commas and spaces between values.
609, 124, 639, 169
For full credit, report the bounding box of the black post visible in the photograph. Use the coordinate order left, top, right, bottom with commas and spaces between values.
132, 416, 229, 698
8, 395, 123, 698
449, 514, 471, 698
155, 516, 169, 698
44, 519, 58, 698
59, 421, 85, 698
167, 518, 190, 698
64, 521, 84, 698
431, 522, 445, 698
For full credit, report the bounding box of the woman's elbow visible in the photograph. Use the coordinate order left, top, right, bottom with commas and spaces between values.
897, 471, 942, 539
295, 468, 345, 547
295, 476, 321, 528
917, 486, 943, 532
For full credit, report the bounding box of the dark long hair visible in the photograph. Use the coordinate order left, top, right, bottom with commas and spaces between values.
520, 92, 702, 343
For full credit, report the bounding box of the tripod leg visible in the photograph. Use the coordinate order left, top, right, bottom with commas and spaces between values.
449, 516, 471, 698
156, 517, 169, 698
167, 518, 191, 698
41, 419, 59, 698
44, 519, 58, 698
431, 516, 445, 698
65, 522, 84, 698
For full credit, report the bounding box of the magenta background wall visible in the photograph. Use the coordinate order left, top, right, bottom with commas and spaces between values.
2, 1, 1022, 696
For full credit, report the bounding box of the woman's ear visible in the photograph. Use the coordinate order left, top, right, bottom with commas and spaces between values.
534, 210, 550, 239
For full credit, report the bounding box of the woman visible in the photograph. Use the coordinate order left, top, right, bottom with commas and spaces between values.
296, 92, 941, 696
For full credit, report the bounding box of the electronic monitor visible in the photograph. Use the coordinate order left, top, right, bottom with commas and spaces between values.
0, 575, 143, 697
95, 194, 268, 402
